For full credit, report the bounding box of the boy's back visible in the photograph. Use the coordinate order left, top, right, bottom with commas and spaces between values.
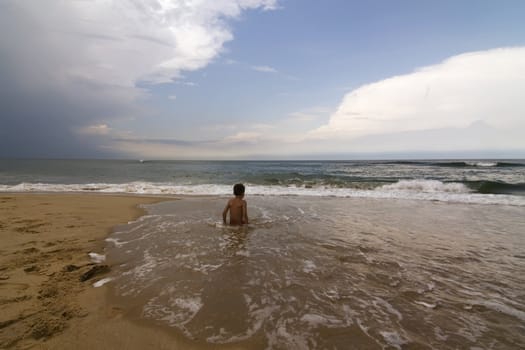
226, 197, 247, 225
223, 183, 248, 225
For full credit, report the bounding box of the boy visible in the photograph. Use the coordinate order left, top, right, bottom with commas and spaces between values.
223, 183, 249, 225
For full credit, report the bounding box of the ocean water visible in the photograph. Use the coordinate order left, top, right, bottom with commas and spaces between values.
1, 159, 525, 205
2, 159, 525, 348
107, 197, 525, 349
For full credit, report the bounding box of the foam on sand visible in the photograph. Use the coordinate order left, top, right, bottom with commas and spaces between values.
93, 277, 114, 287
88, 252, 106, 263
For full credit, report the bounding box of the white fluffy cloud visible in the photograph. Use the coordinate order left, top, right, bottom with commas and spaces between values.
2, 0, 277, 88
310, 47, 525, 142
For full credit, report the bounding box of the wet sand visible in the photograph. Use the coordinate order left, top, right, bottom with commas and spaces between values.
0, 193, 198, 349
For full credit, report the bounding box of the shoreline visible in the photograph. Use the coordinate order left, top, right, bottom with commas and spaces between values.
0, 193, 194, 349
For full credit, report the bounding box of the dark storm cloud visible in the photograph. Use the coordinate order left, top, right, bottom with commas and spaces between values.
0, 2, 136, 158
0, 79, 121, 158
0, 58, 139, 158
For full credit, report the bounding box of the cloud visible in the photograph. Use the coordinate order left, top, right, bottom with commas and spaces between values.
223, 131, 263, 144
108, 118, 525, 160
251, 65, 278, 73
287, 112, 319, 122
287, 107, 332, 122
78, 124, 111, 135
110, 135, 262, 159
168, 95, 177, 100
310, 47, 525, 148
0, 0, 277, 157
113, 47, 525, 159
3, 0, 278, 87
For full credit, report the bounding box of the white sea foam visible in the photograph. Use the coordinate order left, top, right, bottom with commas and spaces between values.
300, 313, 344, 328
467, 161, 497, 167
272, 323, 310, 350
125, 250, 159, 281
378, 179, 469, 193
302, 260, 316, 273
434, 326, 448, 341
379, 330, 407, 349
143, 296, 202, 333
105, 237, 126, 248
88, 252, 106, 263
374, 298, 403, 321
480, 300, 525, 322
143, 300, 167, 321
235, 250, 250, 257
1, 180, 524, 206
192, 263, 223, 274
173, 297, 203, 316
93, 277, 114, 288
415, 301, 437, 309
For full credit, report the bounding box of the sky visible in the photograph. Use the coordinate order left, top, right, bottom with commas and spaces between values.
1, 0, 524, 159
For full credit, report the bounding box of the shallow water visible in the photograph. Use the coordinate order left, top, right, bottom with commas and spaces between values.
106, 197, 525, 349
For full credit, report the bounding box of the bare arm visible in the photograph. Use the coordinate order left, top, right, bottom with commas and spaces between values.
242, 200, 249, 224
222, 201, 230, 224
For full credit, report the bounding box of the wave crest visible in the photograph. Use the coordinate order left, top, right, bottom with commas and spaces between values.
377, 180, 470, 193
1, 180, 524, 206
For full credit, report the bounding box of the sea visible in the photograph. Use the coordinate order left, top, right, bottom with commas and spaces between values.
1, 159, 525, 349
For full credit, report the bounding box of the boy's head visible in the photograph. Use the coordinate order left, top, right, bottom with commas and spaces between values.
233, 183, 245, 197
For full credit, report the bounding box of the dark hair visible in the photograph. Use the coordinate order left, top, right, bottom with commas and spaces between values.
233, 183, 245, 196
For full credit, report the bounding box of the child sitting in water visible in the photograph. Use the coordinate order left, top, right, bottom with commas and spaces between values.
223, 183, 249, 225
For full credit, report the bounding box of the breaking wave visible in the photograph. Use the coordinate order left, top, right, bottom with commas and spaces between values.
1, 180, 524, 206
384, 160, 525, 168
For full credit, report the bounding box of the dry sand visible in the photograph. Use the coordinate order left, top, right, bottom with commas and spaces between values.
0, 193, 212, 349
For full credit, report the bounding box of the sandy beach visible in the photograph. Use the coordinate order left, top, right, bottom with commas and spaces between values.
0, 193, 200, 349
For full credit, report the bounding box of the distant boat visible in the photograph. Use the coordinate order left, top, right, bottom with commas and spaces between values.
139, 159, 145, 163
